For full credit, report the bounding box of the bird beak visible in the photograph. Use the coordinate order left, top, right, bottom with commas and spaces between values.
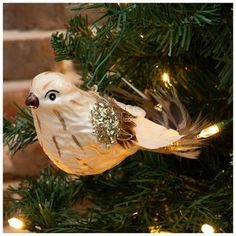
25, 92, 39, 109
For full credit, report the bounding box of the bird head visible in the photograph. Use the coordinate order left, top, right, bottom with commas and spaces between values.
25, 72, 79, 109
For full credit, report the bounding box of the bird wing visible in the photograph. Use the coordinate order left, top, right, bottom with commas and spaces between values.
112, 99, 146, 117
111, 98, 183, 150
133, 116, 182, 149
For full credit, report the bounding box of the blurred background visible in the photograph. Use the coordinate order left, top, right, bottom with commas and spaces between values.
3, 3, 98, 232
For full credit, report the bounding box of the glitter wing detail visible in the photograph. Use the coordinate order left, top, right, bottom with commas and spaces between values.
91, 100, 121, 148
91, 98, 137, 149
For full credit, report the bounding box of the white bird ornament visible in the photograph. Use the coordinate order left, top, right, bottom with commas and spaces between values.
25, 72, 204, 176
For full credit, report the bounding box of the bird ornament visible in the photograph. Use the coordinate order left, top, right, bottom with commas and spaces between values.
25, 72, 204, 176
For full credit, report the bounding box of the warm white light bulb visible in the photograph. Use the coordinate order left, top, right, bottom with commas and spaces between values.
201, 224, 215, 234
198, 124, 220, 139
161, 72, 172, 87
162, 72, 169, 82
8, 217, 24, 229
149, 225, 160, 233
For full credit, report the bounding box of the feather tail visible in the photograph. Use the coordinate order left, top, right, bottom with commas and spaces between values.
108, 81, 206, 159
143, 89, 207, 159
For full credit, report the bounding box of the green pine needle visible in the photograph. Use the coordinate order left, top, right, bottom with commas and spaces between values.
3, 105, 37, 155
5, 163, 232, 233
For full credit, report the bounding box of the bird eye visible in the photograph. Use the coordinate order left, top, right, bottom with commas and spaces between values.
49, 92, 56, 101
45, 89, 60, 101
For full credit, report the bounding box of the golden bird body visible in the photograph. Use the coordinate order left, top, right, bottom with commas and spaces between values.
26, 72, 202, 176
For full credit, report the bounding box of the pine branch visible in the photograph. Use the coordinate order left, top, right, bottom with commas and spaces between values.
6, 166, 85, 232
51, 3, 232, 103
3, 105, 37, 155
5, 163, 232, 233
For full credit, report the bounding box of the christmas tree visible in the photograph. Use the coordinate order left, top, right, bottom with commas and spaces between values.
4, 3, 232, 233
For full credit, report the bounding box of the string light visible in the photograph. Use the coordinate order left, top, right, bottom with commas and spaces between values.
8, 217, 25, 229
149, 226, 161, 233
198, 119, 232, 139
201, 224, 215, 234
197, 124, 219, 139
149, 226, 171, 234
161, 72, 172, 87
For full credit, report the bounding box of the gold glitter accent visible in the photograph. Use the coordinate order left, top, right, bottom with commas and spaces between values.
154, 103, 163, 112
91, 100, 121, 148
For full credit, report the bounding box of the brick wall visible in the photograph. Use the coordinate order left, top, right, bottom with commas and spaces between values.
3, 4, 73, 182
3, 3, 70, 82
